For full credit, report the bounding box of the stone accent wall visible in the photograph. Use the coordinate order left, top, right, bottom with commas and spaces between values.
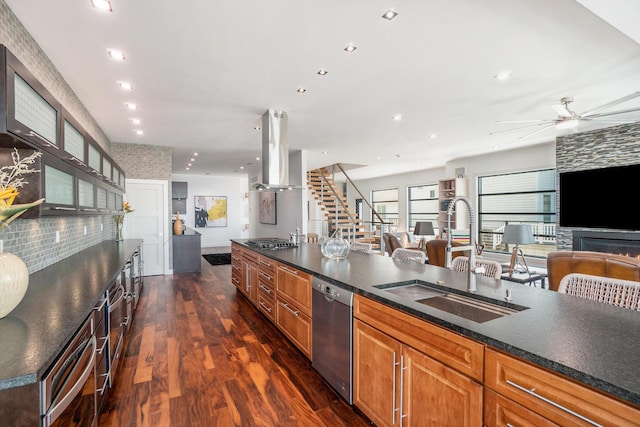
555, 122, 640, 250
110, 142, 172, 182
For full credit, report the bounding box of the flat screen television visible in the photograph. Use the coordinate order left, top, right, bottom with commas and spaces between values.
559, 163, 640, 231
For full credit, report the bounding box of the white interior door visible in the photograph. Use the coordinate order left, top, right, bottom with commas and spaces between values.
125, 179, 169, 276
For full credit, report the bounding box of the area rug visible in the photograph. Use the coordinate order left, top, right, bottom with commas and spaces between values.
203, 253, 232, 266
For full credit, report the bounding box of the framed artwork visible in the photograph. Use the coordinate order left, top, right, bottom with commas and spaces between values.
194, 196, 227, 227
259, 192, 277, 225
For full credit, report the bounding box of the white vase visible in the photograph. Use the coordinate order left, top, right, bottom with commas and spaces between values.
0, 252, 29, 318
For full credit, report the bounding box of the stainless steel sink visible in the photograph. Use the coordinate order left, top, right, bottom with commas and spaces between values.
374, 280, 528, 323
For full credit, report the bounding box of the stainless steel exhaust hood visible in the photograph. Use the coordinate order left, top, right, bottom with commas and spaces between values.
253, 109, 302, 190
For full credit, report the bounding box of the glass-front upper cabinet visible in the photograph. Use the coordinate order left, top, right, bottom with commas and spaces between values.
4, 47, 61, 153
102, 156, 112, 182
77, 170, 97, 215
61, 111, 87, 167
87, 138, 102, 175
41, 154, 77, 215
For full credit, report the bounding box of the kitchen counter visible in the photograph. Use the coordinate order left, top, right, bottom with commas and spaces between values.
233, 240, 640, 408
0, 240, 142, 391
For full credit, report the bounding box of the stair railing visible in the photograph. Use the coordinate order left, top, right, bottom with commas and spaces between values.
316, 169, 357, 240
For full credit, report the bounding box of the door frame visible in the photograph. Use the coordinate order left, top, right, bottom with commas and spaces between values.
126, 178, 170, 275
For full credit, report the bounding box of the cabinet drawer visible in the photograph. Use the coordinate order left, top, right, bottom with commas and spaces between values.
276, 265, 312, 316
484, 388, 559, 427
276, 296, 311, 358
258, 292, 276, 323
257, 278, 275, 298
258, 256, 277, 285
485, 348, 640, 426
354, 294, 484, 382
242, 248, 259, 264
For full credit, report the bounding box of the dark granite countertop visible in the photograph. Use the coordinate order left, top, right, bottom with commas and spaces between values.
0, 240, 142, 391
233, 239, 640, 408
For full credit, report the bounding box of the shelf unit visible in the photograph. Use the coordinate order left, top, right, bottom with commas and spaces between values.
437, 177, 469, 239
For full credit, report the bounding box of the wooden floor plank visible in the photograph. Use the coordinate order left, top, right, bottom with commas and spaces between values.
101, 260, 372, 426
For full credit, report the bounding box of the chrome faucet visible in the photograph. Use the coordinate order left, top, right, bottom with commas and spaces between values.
445, 196, 483, 290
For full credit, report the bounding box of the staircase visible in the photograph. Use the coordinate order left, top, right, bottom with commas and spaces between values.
307, 167, 374, 243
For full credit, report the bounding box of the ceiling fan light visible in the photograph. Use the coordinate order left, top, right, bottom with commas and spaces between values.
556, 119, 580, 130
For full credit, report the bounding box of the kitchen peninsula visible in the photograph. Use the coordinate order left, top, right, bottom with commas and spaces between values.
232, 239, 640, 426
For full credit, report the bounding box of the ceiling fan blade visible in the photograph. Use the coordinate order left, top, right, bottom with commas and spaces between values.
582, 106, 640, 119
581, 92, 640, 117
518, 124, 555, 139
551, 103, 572, 117
489, 121, 555, 136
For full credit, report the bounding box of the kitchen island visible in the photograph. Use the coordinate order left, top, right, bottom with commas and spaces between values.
232, 239, 640, 426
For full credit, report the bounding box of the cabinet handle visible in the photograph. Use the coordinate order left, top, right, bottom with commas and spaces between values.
50, 206, 76, 211
80, 208, 98, 212
260, 260, 272, 267
505, 380, 603, 427
280, 266, 298, 275
392, 352, 399, 425
400, 355, 407, 426
280, 302, 299, 317
28, 130, 56, 147
259, 301, 272, 313
258, 284, 272, 294
259, 271, 272, 281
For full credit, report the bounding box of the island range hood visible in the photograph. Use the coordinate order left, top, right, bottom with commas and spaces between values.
252, 109, 303, 191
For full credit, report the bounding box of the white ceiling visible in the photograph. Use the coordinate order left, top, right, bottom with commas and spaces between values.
5, 0, 640, 180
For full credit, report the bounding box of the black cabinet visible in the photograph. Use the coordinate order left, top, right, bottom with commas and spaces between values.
173, 227, 201, 273
172, 181, 187, 214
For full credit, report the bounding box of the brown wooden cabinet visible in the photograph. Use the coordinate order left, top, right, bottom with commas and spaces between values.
231, 244, 242, 290
276, 263, 312, 358
257, 255, 276, 322
353, 295, 483, 427
241, 249, 259, 304
485, 348, 640, 426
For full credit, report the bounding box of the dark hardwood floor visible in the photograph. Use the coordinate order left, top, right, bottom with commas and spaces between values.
99, 252, 372, 426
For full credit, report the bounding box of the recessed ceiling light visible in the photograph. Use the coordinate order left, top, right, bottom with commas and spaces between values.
186, 167, 190, 170
317, 69, 328, 76
494, 71, 512, 81
344, 44, 357, 53
130, 118, 141, 125
194, 152, 198, 156
188, 163, 192, 166
254, 126, 261, 130
297, 87, 307, 93
382, 9, 398, 20
322, 151, 329, 154
107, 48, 126, 61
429, 133, 437, 139
125, 102, 137, 110
392, 114, 403, 121
190, 158, 195, 161
91, 0, 112, 12
377, 156, 382, 160
240, 166, 244, 169
256, 157, 260, 161
117, 81, 133, 91
135, 130, 143, 135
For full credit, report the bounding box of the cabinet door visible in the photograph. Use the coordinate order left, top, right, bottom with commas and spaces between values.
62, 114, 87, 166
42, 154, 77, 215
484, 388, 558, 427
276, 264, 312, 316
241, 258, 258, 303
87, 139, 102, 174
402, 345, 482, 427
353, 319, 401, 427
275, 294, 312, 358
76, 171, 97, 214
6, 50, 60, 153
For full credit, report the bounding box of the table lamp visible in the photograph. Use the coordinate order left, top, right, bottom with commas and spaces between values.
414, 221, 435, 250
501, 224, 534, 275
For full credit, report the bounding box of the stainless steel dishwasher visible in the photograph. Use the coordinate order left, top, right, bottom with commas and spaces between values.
311, 276, 354, 404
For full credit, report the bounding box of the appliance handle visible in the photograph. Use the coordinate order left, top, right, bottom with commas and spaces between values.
45, 336, 96, 426
109, 285, 126, 313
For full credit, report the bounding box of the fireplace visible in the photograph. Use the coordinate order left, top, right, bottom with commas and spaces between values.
573, 230, 640, 258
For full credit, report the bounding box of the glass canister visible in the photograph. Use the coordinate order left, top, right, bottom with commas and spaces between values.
320, 230, 350, 259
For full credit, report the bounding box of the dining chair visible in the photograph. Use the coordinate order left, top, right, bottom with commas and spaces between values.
558, 273, 640, 311
450, 256, 502, 279
391, 248, 427, 264
350, 242, 373, 254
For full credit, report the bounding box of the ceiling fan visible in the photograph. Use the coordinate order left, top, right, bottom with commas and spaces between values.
491, 92, 640, 139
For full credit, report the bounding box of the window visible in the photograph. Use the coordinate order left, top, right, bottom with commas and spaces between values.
371, 188, 398, 229
478, 169, 556, 258
407, 184, 438, 232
